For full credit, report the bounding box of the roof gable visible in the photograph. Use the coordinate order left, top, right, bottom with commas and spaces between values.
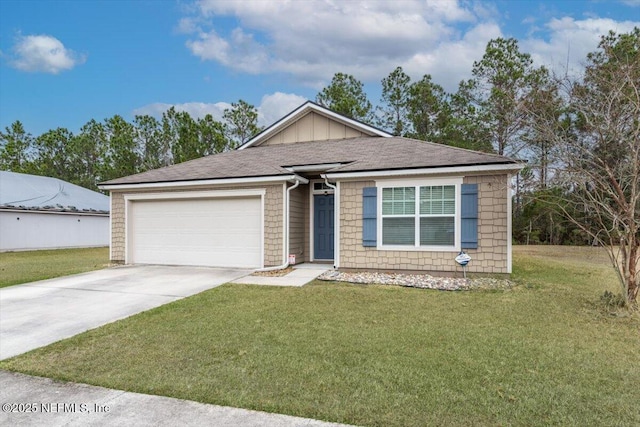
239, 101, 391, 149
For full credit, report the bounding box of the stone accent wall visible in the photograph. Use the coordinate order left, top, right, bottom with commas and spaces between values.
109, 183, 284, 267
339, 174, 509, 274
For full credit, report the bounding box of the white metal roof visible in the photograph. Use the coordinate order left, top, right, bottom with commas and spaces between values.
0, 171, 110, 213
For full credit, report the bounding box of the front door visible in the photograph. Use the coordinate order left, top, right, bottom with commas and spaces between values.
314, 194, 334, 260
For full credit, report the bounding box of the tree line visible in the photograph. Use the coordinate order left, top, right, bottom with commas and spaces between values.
1, 29, 638, 304
0, 100, 261, 191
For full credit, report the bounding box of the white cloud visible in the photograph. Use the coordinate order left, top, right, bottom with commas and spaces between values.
9, 34, 85, 74
133, 92, 308, 127
186, 27, 269, 74
178, 1, 639, 93
257, 92, 308, 126
175, 17, 200, 34
182, 0, 486, 89
403, 22, 503, 90
522, 17, 640, 76
186, 29, 231, 62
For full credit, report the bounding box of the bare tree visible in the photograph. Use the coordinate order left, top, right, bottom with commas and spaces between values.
530, 29, 639, 305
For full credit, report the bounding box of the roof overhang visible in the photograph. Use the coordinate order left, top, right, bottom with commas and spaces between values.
99, 174, 309, 191
239, 101, 392, 149
324, 163, 525, 180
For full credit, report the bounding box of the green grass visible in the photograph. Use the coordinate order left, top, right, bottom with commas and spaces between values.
1, 246, 638, 426
0, 247, 109, 288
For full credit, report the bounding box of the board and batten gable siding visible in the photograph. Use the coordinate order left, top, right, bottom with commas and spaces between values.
288, 184, 309, 263
339, 174, 509, 273
259, 112, 366, 146
110, 183, 284, 267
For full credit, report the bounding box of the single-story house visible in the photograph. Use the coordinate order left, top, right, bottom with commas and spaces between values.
0, 171, 110, 251
99, 102, 523, 274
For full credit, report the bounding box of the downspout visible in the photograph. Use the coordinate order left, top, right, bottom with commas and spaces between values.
256, 177, 302, 271
320, 174, 338, 269
321, 174, 336, 192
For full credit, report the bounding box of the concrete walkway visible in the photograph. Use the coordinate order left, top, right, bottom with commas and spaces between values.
232, 264, 331, 286
0, 371, 354, 427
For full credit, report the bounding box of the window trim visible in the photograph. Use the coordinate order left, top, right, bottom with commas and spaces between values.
375, 177, 462, 252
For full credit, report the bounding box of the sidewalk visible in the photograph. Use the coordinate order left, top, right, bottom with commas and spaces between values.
0, 371, 354, 427
232, 264, 331, 286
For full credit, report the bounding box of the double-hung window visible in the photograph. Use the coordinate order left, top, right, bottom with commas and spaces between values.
380, 181, 458, 250
419, 185, 455, 246
382, 187, 415, 245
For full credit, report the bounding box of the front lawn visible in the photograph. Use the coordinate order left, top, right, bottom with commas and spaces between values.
1, 246, 638, 426
0, 247, 109, 288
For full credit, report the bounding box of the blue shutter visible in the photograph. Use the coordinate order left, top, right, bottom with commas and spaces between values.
461, 184, 478, 249
362, 187, 377, 247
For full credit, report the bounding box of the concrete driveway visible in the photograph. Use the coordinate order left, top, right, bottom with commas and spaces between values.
0, 265, 251, 360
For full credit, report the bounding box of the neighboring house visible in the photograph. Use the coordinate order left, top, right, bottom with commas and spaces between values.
100, 102, 523, 274
0, 171, 110, 251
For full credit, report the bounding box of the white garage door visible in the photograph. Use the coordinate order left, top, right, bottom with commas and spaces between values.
129, 197, 262, 268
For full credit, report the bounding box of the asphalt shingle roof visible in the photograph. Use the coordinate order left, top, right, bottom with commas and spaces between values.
102, 136, 520, 186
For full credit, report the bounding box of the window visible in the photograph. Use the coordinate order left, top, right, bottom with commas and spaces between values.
381, 184, 457, 248
382, 187, 415, 245
420, 185, 455, 246
313, 182, 332, 191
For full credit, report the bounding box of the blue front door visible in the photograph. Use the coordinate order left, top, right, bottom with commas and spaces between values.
314, 194, 334, 260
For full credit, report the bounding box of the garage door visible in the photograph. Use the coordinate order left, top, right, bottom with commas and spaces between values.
129, 197, 262, 268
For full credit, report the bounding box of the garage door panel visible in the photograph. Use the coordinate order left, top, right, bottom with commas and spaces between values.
129, 197, 262, 268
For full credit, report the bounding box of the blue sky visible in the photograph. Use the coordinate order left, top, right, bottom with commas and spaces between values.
1, 0, 638, 136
